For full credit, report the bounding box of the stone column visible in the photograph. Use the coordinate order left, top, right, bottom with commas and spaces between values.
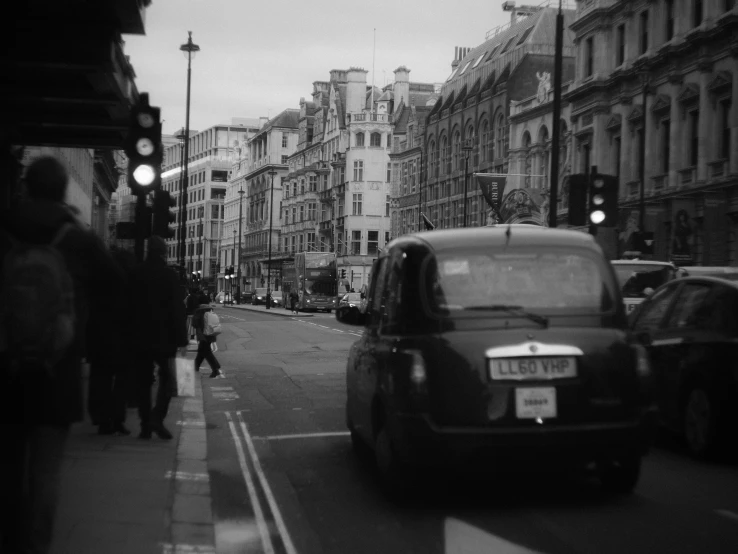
619, 110, 631, 196
669, 83, 681, 188
731, 68, 738, 175
697, 68, 712, 182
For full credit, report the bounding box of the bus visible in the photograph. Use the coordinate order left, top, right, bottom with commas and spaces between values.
281, 252, 338, 312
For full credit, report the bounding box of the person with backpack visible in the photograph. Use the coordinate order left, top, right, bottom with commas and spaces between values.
192, 303, 223, 378
0, 156, 124, 554
131, 236, 188, 440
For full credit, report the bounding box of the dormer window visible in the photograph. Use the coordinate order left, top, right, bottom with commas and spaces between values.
459, 61, 472, 75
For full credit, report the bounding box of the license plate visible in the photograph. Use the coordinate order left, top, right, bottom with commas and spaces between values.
515, 387, 557, 419
489, 357, 576, 380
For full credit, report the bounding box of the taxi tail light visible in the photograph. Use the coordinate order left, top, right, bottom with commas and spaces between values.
632, 344, 651, 379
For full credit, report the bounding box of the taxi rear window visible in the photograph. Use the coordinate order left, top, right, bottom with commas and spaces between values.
424, 248, 615, 314
613, 264, 675, 298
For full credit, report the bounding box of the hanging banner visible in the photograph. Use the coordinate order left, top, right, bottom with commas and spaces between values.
475, 174, 507, 213
670, 198, 696, 266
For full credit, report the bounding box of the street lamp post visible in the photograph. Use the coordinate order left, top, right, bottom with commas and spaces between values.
462, 140, 473, 228
178, 31, 200, 276
231, 229, 236, 304
237, 186, 245, 304
266, 170, 277, 310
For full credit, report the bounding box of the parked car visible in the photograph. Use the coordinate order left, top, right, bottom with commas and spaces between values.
610, 260, 680, 315
240, 290, 254, 303
251, 287, 280, 307
629, 276, 738, 459
337, 226, 655, 494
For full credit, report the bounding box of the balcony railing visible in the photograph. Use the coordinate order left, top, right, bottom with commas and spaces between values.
708, 159, 728, 179
678, 167, 696, 186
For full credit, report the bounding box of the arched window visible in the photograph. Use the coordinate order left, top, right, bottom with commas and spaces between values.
496, 113, 506, 160
522, 131, 532, 187
428, 140, 437, 178
355, 132, 365, 147
480, 120, 490, 162
370, 132, 382, 147
465, 123, 476, 165
440, 135, 448, 175
452, 130, 461, 171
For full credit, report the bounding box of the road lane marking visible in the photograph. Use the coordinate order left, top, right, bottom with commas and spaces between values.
255, 431, 351, 441
716, 509, 738, 524
213, 392, 239, 400
211, 386, 233, 391
224, 412, 275, 554
165, 471, 209, 482
236, 411, 298, 554
161, 543, 216, 553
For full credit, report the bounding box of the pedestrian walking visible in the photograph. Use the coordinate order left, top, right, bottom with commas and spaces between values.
0, 156, 124, 554
131, 236, 188, 440
192, 303, 223, 378
185, 286, 199, 341
290, 288, 299, 315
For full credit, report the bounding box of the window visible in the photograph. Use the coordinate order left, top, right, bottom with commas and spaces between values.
660, 119, 671, 174
495, 114, 506, 159
616, 24, 625, 65
351, 230, 362, 254
352, 193, 363, 215
299, 205, 304, 222
307, 232, 316, 251
666, 0, 675, 40
637, 126, 645, 181
386, 194, 390, 217
300, 180, 305, 194
309, 175, 317, 191
666, 283, 711, 329
585, 37, 594, 77
632, 284, 679, 331
581, 142, 591, 174
353, 160, 364, 181
308, 202, 316, 220
367, 231, 379, 255
387, 162, 391, 182
291, 207, 296, 223
281, 155, 288, 164
299, 234, 304, 252
639, 11, 649, 54
370, 133, 382, 147
688, 109, 699, 167
410, 160, 417, 193
282, 133, 288, 148
480, 120, 490, 162
355, 132, 365, 147
694, 0, 703, 27
719, 99, 732, 160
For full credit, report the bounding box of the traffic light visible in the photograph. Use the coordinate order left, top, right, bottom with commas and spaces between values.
125, 93, 162, 195
588, 173, 619, 227
152, 189, 176, 238
341, 269, 346, 279
567, 174, 588, 227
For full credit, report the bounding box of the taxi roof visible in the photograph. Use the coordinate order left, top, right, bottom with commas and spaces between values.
611, 260, 676, 267
406, 225, 597, 253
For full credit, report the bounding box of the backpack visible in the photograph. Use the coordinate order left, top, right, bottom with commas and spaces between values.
0, 223, 76, 374
203, 310, 222, 337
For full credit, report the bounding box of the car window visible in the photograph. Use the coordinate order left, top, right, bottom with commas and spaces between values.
664, 283, 711, 329
694, 286, 738, 335
612, 264, 675, 298
425, 248, 615, 313
366, 258, 388, 327
632, 283, 679, 331
380, 250, 404, 333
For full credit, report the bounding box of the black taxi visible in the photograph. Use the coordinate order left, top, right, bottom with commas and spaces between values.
336, 226, 656, 493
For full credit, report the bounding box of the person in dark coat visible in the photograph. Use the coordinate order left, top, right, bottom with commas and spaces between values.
131, 236, 188, 440
0, 156, 124, 554
289, 288, 299, 315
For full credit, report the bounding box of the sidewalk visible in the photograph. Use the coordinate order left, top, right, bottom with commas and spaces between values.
51, 366, 215, 554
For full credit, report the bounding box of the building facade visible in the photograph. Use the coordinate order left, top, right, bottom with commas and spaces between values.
161, 122, 260, 287
421, 4, 576, 230
226, 110, 299, 295
567, 0, 738, 264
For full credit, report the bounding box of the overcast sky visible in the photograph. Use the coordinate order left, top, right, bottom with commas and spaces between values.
123, 0, 514, 136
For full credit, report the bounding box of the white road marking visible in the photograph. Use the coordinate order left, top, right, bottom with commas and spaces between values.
176, 420, 206, 427
316, 324, 330, 329
255, 431, 351, 441
716, 509, 738, 523
161, 543, 216, 553
165, 471, 209, 482
224, 412, 275, 554
292, 407, 302, 411
211, 386, 233, 391
236, 411, 298, 554
445, 517, 543, 554
213, 392, 239, 400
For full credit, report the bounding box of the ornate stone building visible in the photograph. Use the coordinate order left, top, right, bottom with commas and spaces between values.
422, 3, 576, 229
567, 0, 738, 264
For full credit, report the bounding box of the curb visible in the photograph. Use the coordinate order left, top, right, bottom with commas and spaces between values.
164, 374, 216, 554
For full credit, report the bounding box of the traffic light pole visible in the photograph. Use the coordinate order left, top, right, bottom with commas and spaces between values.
588, 165, 598, 237
134, 192, 148, 263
